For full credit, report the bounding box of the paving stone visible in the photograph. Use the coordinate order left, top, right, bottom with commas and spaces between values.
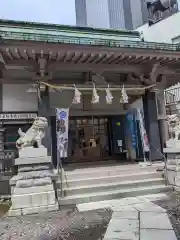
140, 212, 173, 230
109, 197, 142, 207
112, 210, 138, 220
108, 218, 139, 230
77, 198, 142, 212
137, 193, 168, 202
133, 201, 166, 212
104, 218, 139, 239
140, 229, 177, 240
111, 204, 137, 212
104, 229, 139, 240
77, 202, 112, 212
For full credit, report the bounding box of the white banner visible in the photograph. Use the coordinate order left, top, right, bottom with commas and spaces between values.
137, 108, 150, 152
56, 108, 69, 158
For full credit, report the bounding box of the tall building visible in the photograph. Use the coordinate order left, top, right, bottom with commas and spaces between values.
75, 0, 148, 30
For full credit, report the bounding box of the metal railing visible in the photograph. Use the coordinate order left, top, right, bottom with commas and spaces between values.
0, 30, 179, 51
165, 86, 180, 105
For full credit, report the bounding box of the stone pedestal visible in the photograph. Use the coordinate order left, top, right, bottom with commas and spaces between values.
163, 147, 180, 186
8, 148, 59, 216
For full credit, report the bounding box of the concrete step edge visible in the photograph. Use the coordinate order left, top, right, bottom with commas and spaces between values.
63, 178, 164, 192
61, 184, 170, 200
56, 171, 162, 184
64, 165, 162, 177
58, 185, 171, 202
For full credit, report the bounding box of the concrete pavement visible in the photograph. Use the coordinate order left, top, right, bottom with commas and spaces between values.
77, 193, 177, 240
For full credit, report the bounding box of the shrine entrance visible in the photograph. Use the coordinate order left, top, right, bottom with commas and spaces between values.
67, 116, 110, 163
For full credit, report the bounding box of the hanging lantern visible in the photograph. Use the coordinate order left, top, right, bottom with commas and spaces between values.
105, 84, 113, 104
120, 85, 128, 103
72, 85, 81, 104
91, 84, 99, 104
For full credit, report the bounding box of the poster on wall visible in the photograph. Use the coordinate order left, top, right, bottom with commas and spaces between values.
137, 108, 149, 153
56, 108, 69, 159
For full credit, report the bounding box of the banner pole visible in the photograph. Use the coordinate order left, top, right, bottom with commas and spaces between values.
137, 108, 151, 167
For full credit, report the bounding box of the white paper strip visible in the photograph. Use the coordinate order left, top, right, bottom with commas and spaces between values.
106, 85, 113, 104
72, 85, 81, 104
120, 85, 128, 103
91, 84, 99, 104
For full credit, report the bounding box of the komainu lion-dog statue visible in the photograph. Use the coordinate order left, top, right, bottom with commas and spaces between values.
16, 117, 48, 150
167, 114, 180, 140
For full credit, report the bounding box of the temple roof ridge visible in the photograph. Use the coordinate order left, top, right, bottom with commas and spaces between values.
0, 18, 140, 37
0, 18, 179, 52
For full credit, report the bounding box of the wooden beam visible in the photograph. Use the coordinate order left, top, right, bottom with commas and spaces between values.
38, 58, 47, 77
95, 54, 107, 63
23, 49, 29, 60
31, 50, 36, 60
84, 53, 99, 63
64, 52, 75, 62
48, 62, 143, 73
14, 48, 21, 59
0, 53, 5, 66
56, 52, 66, 61
101, 53, 115, 63
5, 48, 13, 60
73, 52, 83, 63
48, 51, 52, 60
78, 53, 91, 63
108, 54, 123, 64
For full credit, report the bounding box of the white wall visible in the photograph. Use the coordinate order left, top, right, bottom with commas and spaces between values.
137, 12, 180, 43
3, 84, 38, 112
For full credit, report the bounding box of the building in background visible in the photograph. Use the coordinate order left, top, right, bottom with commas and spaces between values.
137, 11, 180, 42
137, 0, 179, 43
146, 0, 178, 26
75, 0, 148, 30
0, 0, 179, 31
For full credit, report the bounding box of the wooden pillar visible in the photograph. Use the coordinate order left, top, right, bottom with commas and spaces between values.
157, 89, 169, 148
143, 90, 162, 160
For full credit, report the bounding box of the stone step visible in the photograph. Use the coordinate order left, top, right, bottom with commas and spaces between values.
63, 178, 164, 196
58, 185, 171, 205
56, 171, 162, 188
64, 165, 162, 180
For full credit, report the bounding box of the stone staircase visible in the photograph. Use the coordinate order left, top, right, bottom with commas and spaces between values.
56, 163, 172, 205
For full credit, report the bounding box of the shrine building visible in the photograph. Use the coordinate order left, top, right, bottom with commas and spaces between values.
0, 19, 180, 167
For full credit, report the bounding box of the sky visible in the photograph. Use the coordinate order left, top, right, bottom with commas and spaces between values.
0, 0, 76, 25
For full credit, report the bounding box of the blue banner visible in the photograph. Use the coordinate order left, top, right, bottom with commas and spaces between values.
56, 108, 69, 158
125, 111, 137, 149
